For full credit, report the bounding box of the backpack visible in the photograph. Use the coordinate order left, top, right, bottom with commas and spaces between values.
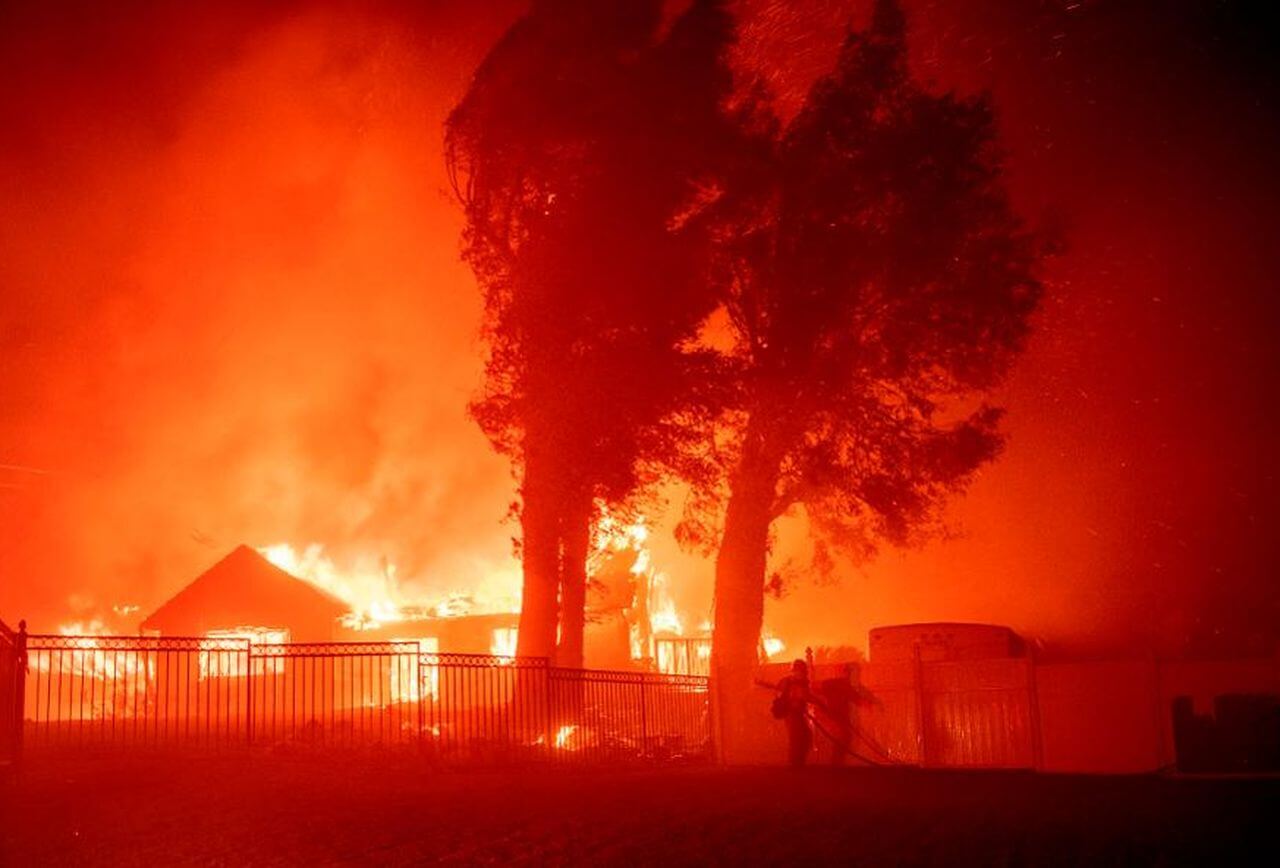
770, 695, 789, 719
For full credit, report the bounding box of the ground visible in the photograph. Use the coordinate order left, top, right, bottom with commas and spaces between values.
2, 754, 1276, 866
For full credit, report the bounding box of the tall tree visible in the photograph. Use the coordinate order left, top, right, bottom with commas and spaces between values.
693, 0, 1043, 759
446, 1, 737, 664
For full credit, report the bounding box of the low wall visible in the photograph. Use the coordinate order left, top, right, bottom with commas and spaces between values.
747, 654, 1280, 774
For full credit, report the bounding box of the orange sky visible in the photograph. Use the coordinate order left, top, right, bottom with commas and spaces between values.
2, 0, 1277, 658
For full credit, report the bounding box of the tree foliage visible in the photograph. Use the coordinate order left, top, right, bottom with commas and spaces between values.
702, 0, 1043, 758
445, 0, 740, 661
690, 0, 1041, 571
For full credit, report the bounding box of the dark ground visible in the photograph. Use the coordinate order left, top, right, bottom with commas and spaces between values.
1, 754, 1276, 866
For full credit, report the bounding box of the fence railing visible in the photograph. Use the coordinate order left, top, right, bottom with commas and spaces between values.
547, 667, 710, 763
17, 633, 711, 764
1, 619, 26, 769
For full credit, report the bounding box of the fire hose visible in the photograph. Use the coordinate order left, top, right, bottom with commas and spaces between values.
805, 709, 901, 767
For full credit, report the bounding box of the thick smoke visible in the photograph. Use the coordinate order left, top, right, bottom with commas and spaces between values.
0, 1, 525, 627
729, 0, 1280, 657
3, 1, 1278, 657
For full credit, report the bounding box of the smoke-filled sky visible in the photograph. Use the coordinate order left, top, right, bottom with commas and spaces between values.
2, 0, 1277, 656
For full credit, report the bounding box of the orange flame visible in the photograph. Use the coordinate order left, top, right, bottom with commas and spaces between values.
259, 543, 405, 628
489, 627, 517, 660
554, 724, 577, 749
258, 542, 522, 629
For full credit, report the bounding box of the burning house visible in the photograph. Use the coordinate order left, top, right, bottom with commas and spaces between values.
139, 545, 523, 657
341, 609, 520, 658
140, 545, 347, 643
135, 526, 767, 676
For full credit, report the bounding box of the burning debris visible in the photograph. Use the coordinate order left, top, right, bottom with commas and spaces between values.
554, 724, 577, 750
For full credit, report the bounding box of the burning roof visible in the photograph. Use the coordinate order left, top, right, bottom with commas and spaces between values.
140, 545, 347, 641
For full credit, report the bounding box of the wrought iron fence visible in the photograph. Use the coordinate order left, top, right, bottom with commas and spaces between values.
17, 633, 711, 764
653, 636, 712, 677
547, 667, 711, 763
1, 619, 26, 769
23, 634, 250, 750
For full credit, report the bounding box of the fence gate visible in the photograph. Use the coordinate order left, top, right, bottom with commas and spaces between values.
918, 657, 1037, 768
860, 655, 1038, 769
0, 619, 26, 770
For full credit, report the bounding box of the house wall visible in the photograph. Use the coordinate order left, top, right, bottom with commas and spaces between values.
344, 614, 520, 656
145, 608, 338, 643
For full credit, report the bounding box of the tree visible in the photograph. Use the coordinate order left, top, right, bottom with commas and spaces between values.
446, 1, 738, 665
693, 0, 1043, 759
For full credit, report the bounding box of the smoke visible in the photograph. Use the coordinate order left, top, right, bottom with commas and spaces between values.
0, 1, 524, 626
726, 0, 1280, 657
3, 0, 1278, 657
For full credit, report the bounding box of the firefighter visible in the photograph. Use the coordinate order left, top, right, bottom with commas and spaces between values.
770, 659, 814, 767
817, 664, 859, 765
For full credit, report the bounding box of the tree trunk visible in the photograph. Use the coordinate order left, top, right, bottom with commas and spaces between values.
556, 494, 592, 669
517, 445, 561, 661
711, 416, 781, 763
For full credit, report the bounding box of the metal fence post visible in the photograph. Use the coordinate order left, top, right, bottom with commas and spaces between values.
544, 663, 555, 760
639, 676, 648, 760
1025, 652, 1044, 770
14, 620, 27, 767
913, 644, 930, 767
244, 640, 254, 747
416, 650, 424, 753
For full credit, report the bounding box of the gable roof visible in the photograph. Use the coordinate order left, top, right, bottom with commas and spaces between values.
141, 545, 348, 637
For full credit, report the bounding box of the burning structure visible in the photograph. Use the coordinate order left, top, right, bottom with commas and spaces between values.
14, 544, 715, 762
134, 533, 722, 671
127, 518, 726, 685
138, 545, 522, 659
140, 545, 346, 643
349, 612, 519, 658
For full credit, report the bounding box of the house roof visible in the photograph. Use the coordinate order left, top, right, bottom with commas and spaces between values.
141, 544, 348, 636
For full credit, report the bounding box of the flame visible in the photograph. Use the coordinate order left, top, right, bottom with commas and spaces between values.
433, 594, 475, 618
489, 627, 517, 660
648, 571, 683, 636
58, 619, 110, 637
199, 627, 289, 678
554, 724, 577, 749
595, 513, 693, 666
44, 621, 154, 718
258, 542, 522, 629
388, 636, 439, 701
260, 543, 404, 628
762, 631, 785, 660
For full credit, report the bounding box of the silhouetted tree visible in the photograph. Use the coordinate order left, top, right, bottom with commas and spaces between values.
446, 1, 737, 664
690, 0, 1043, 759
